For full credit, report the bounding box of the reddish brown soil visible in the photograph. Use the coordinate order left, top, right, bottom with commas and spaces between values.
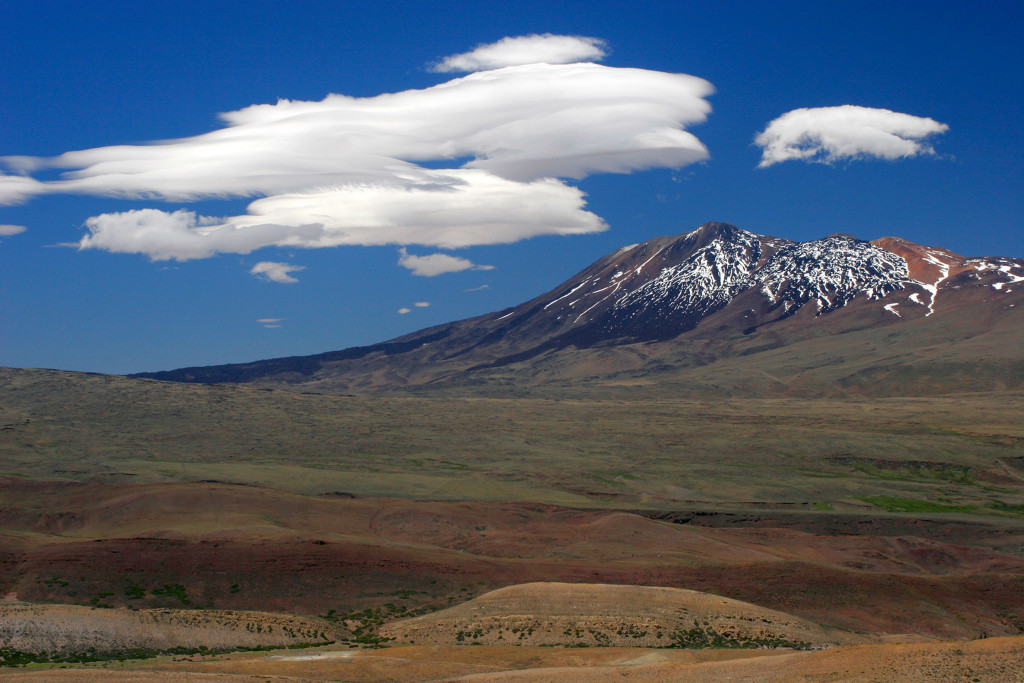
2, 479, 1024, 640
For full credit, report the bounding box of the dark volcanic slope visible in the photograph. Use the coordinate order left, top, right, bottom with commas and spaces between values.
133, 222, 1024, 394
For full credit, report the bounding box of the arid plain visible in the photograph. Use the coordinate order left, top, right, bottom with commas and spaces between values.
2, 366, 1024, 680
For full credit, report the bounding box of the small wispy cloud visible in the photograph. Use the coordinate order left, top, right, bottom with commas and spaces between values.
465, 284, 490, 292
398, 302, 431, 314
257, 317, 283, 324
431, 34, 607, 72
249, 261, 305, 284
0, 224, 27, 238
755, 105, 949, 167
398, 248, 493, 277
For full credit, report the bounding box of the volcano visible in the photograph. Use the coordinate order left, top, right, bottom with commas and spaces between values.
133, 222, 1024, 396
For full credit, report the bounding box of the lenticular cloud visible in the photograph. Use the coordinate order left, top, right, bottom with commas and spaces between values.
431, 34, 607, 72
0, 173, 46, 205
1, 50, 715, 262
755, 105, 948, 167
78, 170, 608, 261
15, 62, 712, 196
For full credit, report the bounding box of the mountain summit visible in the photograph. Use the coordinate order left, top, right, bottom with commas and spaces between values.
134, 223, 1024, 396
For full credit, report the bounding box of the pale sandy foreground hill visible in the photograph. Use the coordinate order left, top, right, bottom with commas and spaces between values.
4, 584, 1023, 681
0, 601, 333, 655
381, 582, 872, 648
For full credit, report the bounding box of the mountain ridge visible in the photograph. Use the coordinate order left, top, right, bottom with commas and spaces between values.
132, 222, 1024, 395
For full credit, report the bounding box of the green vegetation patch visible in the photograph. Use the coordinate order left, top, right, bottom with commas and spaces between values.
861, 496, 976, 514
987, 502, 1024, 518
852, 461, 975, 485
0, 642, 331, 668
665, 622, 813, 650
322, 600, 441, 648
150, 583, 190, 605
89, 592, 115, 609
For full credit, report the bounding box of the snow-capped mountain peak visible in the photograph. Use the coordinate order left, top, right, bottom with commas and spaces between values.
134, 222, 1024, 391
481, 223, 1024, 346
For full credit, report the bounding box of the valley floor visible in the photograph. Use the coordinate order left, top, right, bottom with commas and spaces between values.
2, 368, 1023, 679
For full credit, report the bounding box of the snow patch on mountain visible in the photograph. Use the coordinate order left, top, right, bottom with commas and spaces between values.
613, 229, 762, 316
748, 236, 912, 315
540, 228, 930, 330
633, 247, 666, 275
965, 258, 1024, 292
916, 250, 951, 315
544, 279, 592, 310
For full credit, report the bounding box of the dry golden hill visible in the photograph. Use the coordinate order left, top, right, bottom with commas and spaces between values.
380, 582, 870, 649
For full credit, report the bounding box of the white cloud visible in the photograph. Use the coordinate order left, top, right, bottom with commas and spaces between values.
755, 105, 949, 167
398, 247, 493, 277
79, 209, 231, 260
0, 174, 46, 204
257, 318, 283, 324
5, 54, 713, 262
0, 224, 27, 237
431, 34, 607, 72
75, 172, 602, 261
465, 284, 490, 292
249, 261, 305, 284
10, 62, 712, 194
397, 301, 431, 314
232, 170, 605, 247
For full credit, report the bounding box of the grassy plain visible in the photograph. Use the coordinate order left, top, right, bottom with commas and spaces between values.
2, 367, 1024, 679
3, 368, 1022, 515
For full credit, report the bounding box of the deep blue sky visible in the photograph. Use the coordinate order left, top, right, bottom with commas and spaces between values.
2, 0, 1021, 374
